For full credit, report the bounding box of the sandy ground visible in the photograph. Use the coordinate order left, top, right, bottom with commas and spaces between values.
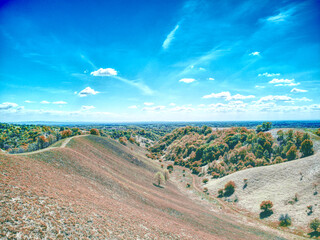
206, 151, 320, 231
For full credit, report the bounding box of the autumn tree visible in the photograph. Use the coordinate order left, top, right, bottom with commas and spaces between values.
90, 128, 100, 136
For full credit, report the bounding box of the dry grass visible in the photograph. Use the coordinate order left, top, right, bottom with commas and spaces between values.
0, 135, 293, 239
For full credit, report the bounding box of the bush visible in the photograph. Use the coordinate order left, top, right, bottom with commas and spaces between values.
167, 164, 173, 173
224, 181, 235, 197
218, 188, 224, 197
154, 172, 165, 186
163, 169, 170, 181
279, 214, 291, 227
90, 128, 100, 136
260, 200, 273, 218
260, 200, 273, 211
310, 218, 320, 232
202, 178, 209, 184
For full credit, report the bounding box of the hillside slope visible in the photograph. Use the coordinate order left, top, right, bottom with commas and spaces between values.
206, 151, 320, 229
0, 135, 294, 239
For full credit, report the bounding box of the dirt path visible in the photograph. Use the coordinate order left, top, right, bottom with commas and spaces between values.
173, 165, 306, 240
9, 135, 89, 156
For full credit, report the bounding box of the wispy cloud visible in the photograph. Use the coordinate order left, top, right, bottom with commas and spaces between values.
269, 78, 300, 86
202, 91, 255, 101
179, 78, 196, 83
112, 76, 154, 95
128, 105, 138, 109
162, 24, 180, 50
78, 87, 99, 97
143, 106, 165, 111
291, 88, 307, 93
255, 85, 265, 89
208, 77, 215, 81
40, 100, 50, 104
257, 95, 293, 103
258, 72, 280, 77
0, 102, 18, 110
24, 100, 34, 103
53, 101, 67, 104
266, 7, 297, 23
81, 105, 95, 111
144, 102, 154, 106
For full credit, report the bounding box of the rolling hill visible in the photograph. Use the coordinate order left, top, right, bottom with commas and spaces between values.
0, 135, 299, 239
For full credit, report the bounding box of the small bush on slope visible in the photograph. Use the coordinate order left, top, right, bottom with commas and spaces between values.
279, 214, 292, 227
154, 172, 165, 186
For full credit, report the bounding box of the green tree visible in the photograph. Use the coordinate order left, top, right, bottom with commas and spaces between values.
286, 145, 297, 161
300, 139, 313, 157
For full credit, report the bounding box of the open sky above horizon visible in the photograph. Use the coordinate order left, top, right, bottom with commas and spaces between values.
0, 0, 319, 122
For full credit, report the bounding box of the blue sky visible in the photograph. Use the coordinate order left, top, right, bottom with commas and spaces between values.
0, 0, 319, 122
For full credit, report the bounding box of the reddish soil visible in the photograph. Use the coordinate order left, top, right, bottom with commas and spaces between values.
0, 135, 296, 239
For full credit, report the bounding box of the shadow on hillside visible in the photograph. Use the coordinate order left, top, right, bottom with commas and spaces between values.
308, 231, 320, 238
259, 210, 273, 219
153, 183, 164, 188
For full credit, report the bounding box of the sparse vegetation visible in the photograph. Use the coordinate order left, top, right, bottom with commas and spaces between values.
279, 214, 292, 227
90, 128, 100, 135
164, 169, 170, 181
309, 218, 320, 232
154, 172, 165, 186
202, 178, 209, 184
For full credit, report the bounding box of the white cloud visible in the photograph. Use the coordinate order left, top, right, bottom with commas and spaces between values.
169, 103, 176, 106
295, 97, 312, 102
91, 68, 117, 76
40, 100, 50, 104
179, 78, 196, 83
143, 106, 165, 111
170, 106, 194, 112
202, 91, 255, 101
266, 7, 296, 23
255, 85, 265, 89
162, 24, 179, 50
0, 102, 18, 110
208, 77, 215, 81
199, 67, 206, 71
53, 101, 67, 104
269, 78, 300, 86
258, 72, 280, 77
128, 105, 138, 109
144, 102, 154, 106
81, 105, 95, 111
24, 100, 34, 103
257, 95, 293, 103
78, 87, 99, 97
250, 51, 260, 56
291, 88, 307, 93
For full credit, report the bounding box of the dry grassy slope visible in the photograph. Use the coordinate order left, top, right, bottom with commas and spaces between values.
1, 135, 288, 239
206, 150, 320, 229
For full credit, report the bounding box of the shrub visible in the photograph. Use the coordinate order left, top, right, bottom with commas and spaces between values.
224, 181, 235, 197
279, 214, 291, 227
260, 200, 273, 219
164, 169, 170, 181
154, 172, 165, 186
310, 219, 320, 232
218, 189, 224, 197
90, 128, 100, 136
186, 183, 191, 188
203, 187, 208, 193
202, 178, 209, 184
128, 137, 135, 144
260, 200, 273, 211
